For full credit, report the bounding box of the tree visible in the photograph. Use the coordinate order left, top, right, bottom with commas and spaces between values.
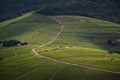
2, 40, 28, 47
107, 39, 113, 45
0, 57, 3, 60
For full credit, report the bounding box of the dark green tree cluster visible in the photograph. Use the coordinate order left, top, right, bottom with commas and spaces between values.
1, 40, 28, 47
0, 57, 3, 60
107, 39, 120, 46
0, 0, 120, 23
0, 0, 47, 21
39, 0, 120, 23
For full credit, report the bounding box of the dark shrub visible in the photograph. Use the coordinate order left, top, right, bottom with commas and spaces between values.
108, 51, 114, 54
21, 42, 28, 45
0, 57, 3, 60
2, 40, 20, 47
0, 41, 3, 44
107, 39, 113, 45
2, 40, 28, 47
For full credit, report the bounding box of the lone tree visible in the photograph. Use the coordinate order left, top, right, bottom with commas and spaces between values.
0, 57, 3, 60
107, 39, 113, 45
0, 41, 3, 44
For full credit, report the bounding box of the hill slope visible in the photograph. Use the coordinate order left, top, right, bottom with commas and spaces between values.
0, 12, 120, 80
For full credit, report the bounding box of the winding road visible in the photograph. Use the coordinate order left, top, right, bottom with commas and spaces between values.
32, 19, 120, 75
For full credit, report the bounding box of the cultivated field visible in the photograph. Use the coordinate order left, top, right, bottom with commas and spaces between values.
0, 12, 120, 80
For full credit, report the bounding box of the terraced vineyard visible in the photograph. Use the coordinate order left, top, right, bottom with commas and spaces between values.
0, 12, 120, 80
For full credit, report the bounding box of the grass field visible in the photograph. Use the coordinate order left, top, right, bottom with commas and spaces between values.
0, 12, 120, 80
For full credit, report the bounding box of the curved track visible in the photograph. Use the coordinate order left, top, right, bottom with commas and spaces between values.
32, 19, 120, 75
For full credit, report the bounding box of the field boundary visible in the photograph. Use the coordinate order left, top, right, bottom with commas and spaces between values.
14, 18, 64, 80
33, 49, 120, 75
48, 65, 65, 80
32, 18, 120, 75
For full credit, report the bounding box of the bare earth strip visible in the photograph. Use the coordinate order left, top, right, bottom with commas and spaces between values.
33, 49, 120, 75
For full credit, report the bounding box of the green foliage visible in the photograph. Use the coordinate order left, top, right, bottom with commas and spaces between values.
39, 0, 120, 23
2, 40, 28, 47
41, 47, 120, 71
0, 0, 120, 23
0, 13, 120, 80
2, 40, 20, 47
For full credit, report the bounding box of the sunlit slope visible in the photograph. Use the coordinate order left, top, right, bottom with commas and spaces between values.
0, 12, 59, 44
0, 13, 61, 80
40, 46, 120, 71
0, 13, 120, 80
52, 16, 120, 52
37, 16, 120, 79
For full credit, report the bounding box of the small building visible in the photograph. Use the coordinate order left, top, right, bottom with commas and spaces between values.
17, 41, 28, 46
17, 44, 21, 46
115, 39, 120, 43
107, 39, 120, 45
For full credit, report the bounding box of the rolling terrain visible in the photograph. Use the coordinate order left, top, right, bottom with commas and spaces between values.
0, 12, 120, 80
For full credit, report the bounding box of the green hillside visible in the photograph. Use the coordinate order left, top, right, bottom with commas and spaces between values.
0, 12, 120, 80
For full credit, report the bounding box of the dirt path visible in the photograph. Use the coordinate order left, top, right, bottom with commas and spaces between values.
37, 20, 64, 48
14, 19, 64, 80
32, 19, 120, 75
32, 48, 120, 75
13, 47, 19, 57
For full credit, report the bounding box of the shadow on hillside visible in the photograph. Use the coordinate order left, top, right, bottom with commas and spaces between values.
75, 26, 120, 54
0, 21, 36, 40
54, 15, 120, 53
36, 11, 120, 24
0, 14, 59, 41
